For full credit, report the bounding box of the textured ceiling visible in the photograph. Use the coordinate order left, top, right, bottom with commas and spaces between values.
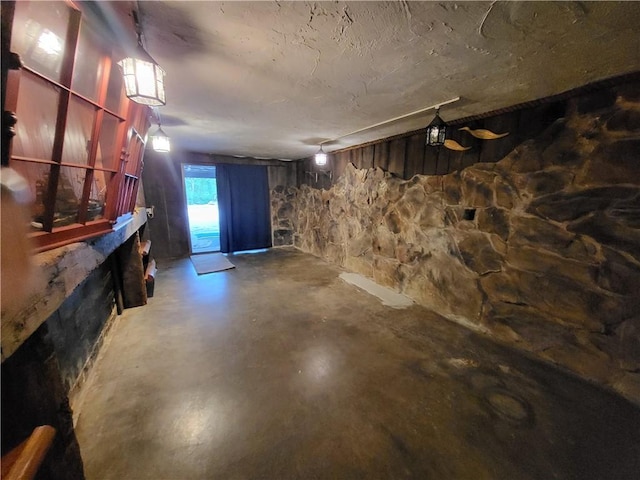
128, 1, 639, 160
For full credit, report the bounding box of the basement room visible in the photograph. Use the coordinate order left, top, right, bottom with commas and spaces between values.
1, 1, 639, 479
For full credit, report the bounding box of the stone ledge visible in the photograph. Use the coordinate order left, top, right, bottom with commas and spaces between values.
1, 209, 147, 362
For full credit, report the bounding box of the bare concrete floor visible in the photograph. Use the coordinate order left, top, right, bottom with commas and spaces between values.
75, 248, 640, 479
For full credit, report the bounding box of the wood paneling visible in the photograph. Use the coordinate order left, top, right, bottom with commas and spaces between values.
423, 146, 438, 175
478, 111, 520, 164
351, 150, 360, 169
404, 133, 424, 179
268, 164, 296, 190
296, 96, 571, 188
388, 138, 406, 177
434, 149, 450, 175
141, 149, 191, 259
360, 145, 374, 169
373, 142, 389, 170
333, 150, 349, 179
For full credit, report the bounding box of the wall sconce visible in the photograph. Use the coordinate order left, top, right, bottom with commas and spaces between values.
151, 123, 170, 152
425, 108, 447, 147
118, 11, 166, 106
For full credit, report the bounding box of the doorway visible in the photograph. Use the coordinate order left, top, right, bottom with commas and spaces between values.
182, 164, 220, 254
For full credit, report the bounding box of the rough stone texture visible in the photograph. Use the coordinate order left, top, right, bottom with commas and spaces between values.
1, 324, 85, 479
279, 84, 640, 400
270, 185, 297, 247
1, 210, 147, 362
46, 262, 116, 392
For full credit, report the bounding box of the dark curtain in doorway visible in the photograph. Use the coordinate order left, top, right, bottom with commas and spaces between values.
216, 164, 272, 253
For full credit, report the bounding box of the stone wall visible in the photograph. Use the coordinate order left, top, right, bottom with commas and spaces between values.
1, 324, 85, 479
46, 261, 116, 393
1, 210, 148, 480
1, 209, 147, 362
271, 185, 297, 246
278, 85, 640, 400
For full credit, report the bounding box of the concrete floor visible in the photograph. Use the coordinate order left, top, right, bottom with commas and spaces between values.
75, 248, 640, 479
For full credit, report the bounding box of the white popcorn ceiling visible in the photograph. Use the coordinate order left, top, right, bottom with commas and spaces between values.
124, 1, 639, 160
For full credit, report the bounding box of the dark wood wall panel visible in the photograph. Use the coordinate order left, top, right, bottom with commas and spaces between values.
333, 150, 349, 180
142, 150, 191, 259
388, 138, 406, 177
478, 111, 521, 164
445, 149, 463, 174
423, 146, 438, 175
461, 147, 481, 170
405, 133, 424, 179
296, 97, 571, 188
373, 142, 389, 171
361, 145, 374, 169
268, 163, 297, 190
434, 151, 450, 175
350, 148, 362, 169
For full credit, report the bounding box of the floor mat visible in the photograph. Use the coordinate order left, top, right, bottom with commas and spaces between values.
190, 253, 235, 275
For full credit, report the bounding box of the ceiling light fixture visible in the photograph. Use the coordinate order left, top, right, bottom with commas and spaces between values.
151, 123, 170, 153
314, 146, 328, 167
315, 96, 460, 156
118, 11, 166, 106
308, 97, 460, 181
425, 108, 447, 147
150, 109, 170, 152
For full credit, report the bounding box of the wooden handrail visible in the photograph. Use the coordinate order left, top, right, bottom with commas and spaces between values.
1, 426, 56, 480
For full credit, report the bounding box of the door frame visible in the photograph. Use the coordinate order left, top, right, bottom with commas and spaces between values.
181, 163, 220, 255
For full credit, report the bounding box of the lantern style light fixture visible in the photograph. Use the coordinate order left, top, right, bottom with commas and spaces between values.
306, 145, 332, 182
314, 145, 328, 167
425, 108, 447, 147
151, 123, 170, 152
118, 11, 166, 106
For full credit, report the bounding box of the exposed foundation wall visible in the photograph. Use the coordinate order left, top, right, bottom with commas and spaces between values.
1, 210, 148, 361
45, 261, 117, 393
1, 211, 148, 479
274, 82, 640, 401
1, 325, 85, 479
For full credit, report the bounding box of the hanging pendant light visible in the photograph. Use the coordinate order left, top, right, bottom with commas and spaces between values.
151, 123, 170, 152
425, 108, 447, 147
118, 11, 166, 106
314, 145, 328, 167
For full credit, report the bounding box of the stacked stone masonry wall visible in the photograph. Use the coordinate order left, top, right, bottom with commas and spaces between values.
271, 84, 640, 401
